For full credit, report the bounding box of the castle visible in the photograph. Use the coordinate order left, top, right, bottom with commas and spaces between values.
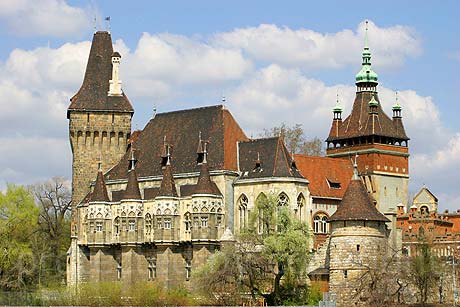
66, 28, 411, 304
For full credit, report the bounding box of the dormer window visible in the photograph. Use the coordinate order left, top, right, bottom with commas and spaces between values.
327, 178, 341, 189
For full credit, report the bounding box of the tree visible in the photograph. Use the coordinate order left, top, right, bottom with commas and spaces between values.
30, 177, 71, 285
0, 185, 40, 291
194, 193, 311, 305
261, 123, 325, 156
409, 239, 440, 305
353, 247, 410, 307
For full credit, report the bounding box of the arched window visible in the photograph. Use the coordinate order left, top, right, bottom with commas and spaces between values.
296, 193, 305, 220
145, 213, 152, 234
184, 212, 191, 231
278, 193, 289, 207
313, 213, 329, 234
420, 206, 429, 216
114, 217, 120, 235
238, 194, 248, 229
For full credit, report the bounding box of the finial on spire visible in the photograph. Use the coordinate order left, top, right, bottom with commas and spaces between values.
105, 16, 111, 32
98, 161, 102, 172
365, 20, 369, 48
152, 106, 157, 119
203, 142, 208, 164
93, 16, 97, 32
222, 94, 226, 103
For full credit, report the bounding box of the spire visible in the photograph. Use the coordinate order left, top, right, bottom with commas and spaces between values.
333, 92, 343, 120
158, 141, 178, 197
122, 149, 141, 200
392, 91, 402, 118
194, 142, 221, 195
108, 51, 122, 96
355, 20, 378, 88
90, 162, 110, 202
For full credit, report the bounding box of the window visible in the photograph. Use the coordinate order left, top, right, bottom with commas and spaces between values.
96, 221, 103, 232
217, 215, 222, 226
193, 217, 199, 228
148, 258, 156, 280
238, 195, 248, 229
278, 193, 289, 207
184, 213, 191, 231
145, 214, 152, 234
157, 218, 162, 229
185, 260, 192, 281
164, 218, 172, 229
201, 217, 208, 228
296, 194, 305, 220
327, 178, 341, 189
357, 244, 360, 252
128, 220, 135, 231
344, 270, 348, 279
313, 213, 329, 233
117, 263, 122, 280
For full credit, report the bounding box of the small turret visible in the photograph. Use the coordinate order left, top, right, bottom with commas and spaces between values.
90, 162, 110, 203
122, 149, 141, 200
158, 139, 178, 197
392, 92, 402, 119
194, 142, 221, 195
368, 94, 378, 114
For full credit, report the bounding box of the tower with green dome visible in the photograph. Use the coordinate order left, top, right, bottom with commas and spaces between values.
325, 22, 409, 249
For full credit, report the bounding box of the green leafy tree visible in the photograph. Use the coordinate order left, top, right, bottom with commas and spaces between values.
0, 185, 40, 291
195, 193, 311, 305
409, 239, 440, 305
261, 123, 325, 156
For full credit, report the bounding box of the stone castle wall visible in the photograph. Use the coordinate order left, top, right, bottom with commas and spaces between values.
329, 222, 388, 306
69, 111, 132, 205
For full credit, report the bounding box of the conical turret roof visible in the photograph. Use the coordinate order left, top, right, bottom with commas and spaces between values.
157, 142, 178, 197
90, 164, 110, 202
193, 143, 221, 195
329, 163, 389, 222
122, 150, 141, 200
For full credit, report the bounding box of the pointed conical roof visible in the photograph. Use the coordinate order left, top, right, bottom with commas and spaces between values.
193, 143, 221, 195
122, 151, 141, 200
90, 164, 110, 202
329, 163, 389, 222
157, 143, 178, 197
67, 31, 133, 118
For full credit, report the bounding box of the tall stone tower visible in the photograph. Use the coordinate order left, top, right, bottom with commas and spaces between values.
325, 24, 409, 225
328, 163, 390, 306
67, 31, 133, 207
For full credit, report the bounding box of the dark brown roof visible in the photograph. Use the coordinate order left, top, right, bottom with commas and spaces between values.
144, 187, 159, 200
329, 173, 389, 222
67, 31, 133, 117
326, 91, 408, 142
157, 164, 178, 197
180, 185, 195, 197
90, 169, 110, 202
122, 169, 141, 200
193, 160, 222, 195
106, 105, 248, 181
238, 137, 304, 179
294, 155, 353, 198
111, 190, 124, 202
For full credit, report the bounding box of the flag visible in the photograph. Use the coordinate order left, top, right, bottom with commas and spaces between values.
105, 16, 110, 21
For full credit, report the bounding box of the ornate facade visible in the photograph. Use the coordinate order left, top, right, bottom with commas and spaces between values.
67, 27, 410, 299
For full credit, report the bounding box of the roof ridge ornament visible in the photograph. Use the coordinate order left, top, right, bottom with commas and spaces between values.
352, 154, 359, 180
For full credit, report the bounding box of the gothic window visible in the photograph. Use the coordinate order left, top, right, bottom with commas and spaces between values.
193, 217, 199, 228
296, 193, 305, 220
201, 217, 208, 228
164, 218, 172, 230
217, 215, 222, 226
157, 218, 162, 229
128, 220, 135, 231
114, 217, 120, 235
145, 213, 152, 234
313, 213, 329, 233
238, 194, 248, 229
420, 206, 429, 216
96, 221, 103, 232
278, 193, 289, 207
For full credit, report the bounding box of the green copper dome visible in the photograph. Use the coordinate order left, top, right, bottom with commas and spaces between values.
368, 95, 378, 107
333, 104, 343, 113
355, 23, 378, 85
392, 103, 402, 111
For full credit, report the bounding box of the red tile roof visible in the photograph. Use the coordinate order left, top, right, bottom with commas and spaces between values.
294, 155, 353, 199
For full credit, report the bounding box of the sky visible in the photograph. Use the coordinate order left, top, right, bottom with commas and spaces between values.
0, 0, 459, 211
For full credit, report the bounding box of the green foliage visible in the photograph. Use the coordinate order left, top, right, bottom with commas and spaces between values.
0, 185, 40, 291
195, 192, 312, 306
42, 282, 194, 306
261, 123, 325, 156
409, 240, 440, 305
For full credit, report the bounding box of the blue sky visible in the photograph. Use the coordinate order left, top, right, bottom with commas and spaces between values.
0, 0, 459, 211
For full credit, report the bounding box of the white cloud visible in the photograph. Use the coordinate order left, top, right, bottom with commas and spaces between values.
0, 0, 91, 37
213, 20, 421, 70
